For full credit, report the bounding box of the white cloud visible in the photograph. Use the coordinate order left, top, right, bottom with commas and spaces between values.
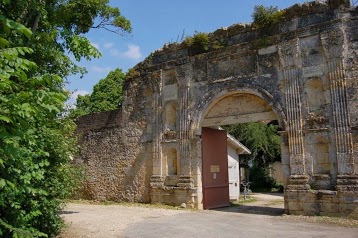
91, 66, 112, 73
104, 42, 114, 49
91, 42, 100, 50
122, 44, 142, 60
70, 90, 89, 102
110, 48, 120, 56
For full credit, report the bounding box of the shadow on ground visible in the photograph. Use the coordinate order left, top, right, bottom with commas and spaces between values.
59, 210, 79, 215
213, 204, 285, 216
213, 192, 285, 216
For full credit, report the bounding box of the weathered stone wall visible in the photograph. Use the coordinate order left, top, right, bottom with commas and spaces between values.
75, 108, 152, 202
75, 0, 358, 216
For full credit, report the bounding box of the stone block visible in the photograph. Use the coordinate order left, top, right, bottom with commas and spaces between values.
258, 45, 278, 55
302, 65, 326, 78
320, 202, 339, 213
317, 193, 336, 202
285, 190, 299, 201
301, 202, 320, 215
298, 191, 318, 203
286, 201, 303, 211
339, 203, 358, 214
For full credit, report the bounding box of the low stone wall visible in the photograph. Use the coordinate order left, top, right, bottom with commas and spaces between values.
286, 189, 358, 218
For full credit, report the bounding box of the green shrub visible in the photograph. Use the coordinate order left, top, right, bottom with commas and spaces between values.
252, 5, 284, 28
184, 32, 210, 53
0, 16, 83, 238
249, 165, 277, 190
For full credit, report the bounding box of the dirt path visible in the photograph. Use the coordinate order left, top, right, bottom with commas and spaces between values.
58, 204, 188, 238
58, 194, 358, 238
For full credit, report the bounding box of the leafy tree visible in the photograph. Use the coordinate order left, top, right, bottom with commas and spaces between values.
0, 18, 72, 238
224, 122, 281, 189
225, 122, 281, 164
0, 0, 131, 237
0, 0, 131, 78
73, 68, 125, 116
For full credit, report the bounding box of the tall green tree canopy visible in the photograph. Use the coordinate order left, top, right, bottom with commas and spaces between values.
224, 122, 281, 189
0, 0, 131, 237
224, 122, 281, 165
74, 68, 125, 116
0, 0, 131, 78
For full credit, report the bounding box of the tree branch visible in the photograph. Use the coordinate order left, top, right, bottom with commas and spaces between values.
32, 14, 41, 32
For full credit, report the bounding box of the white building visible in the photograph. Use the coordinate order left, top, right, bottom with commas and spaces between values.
227, 133, 251, 201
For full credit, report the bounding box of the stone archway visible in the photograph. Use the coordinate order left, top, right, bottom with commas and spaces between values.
76, 1, 358, 217
198, 89, 286, 208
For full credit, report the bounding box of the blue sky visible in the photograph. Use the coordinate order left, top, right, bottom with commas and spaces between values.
67, 0, 306, 103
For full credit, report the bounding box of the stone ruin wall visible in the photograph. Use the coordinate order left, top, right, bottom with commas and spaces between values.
75, 107, 153, 203
75, 0, 358, 216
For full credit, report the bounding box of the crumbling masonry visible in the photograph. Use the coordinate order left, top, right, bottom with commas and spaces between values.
75, 0, 358, 217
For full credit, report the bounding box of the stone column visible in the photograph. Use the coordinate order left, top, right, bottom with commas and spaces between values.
177, 65, 194, 188
279, 38, 309, 189
150, 71, 165, 188
321, 28, 357, 186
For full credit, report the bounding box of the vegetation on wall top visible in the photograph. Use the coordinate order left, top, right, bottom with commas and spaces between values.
183, 32, 210, 53
252, 5, 285, 29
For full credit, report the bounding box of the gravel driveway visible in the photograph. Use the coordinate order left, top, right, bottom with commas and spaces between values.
58, 194, 358, 238
58, 203, 188, 238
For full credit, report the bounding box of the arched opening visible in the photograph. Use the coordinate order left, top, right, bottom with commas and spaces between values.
199, 90, 287, 212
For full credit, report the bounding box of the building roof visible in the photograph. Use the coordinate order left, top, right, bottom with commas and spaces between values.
227, 133, 251, 155
209, 126, 251, 154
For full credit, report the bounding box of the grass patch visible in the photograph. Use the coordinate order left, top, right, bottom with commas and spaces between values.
229, 196, 258, 207
63, 199, 189, 210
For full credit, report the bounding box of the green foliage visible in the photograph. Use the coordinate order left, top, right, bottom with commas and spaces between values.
225, 122, 281, 164
184, 32, 210, 53
252, 5, 284, 28
72, 68, 125, 116
224, 122, 281, 190
212, 40, 226, 50
0, 0, 131, 78
249, 165, 277, 190
0, 0, 128, 236
0, 17, 83, 237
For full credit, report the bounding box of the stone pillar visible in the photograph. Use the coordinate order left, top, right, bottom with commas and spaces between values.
279, 38, 309, 189
177, 65, 194, 188
321, 28, 357, 187
150, 71, 164, 188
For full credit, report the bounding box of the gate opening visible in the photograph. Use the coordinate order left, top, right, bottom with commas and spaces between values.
200, 91, 286, 211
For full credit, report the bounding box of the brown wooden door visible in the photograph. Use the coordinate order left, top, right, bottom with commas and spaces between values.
202, 127, 230, 209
